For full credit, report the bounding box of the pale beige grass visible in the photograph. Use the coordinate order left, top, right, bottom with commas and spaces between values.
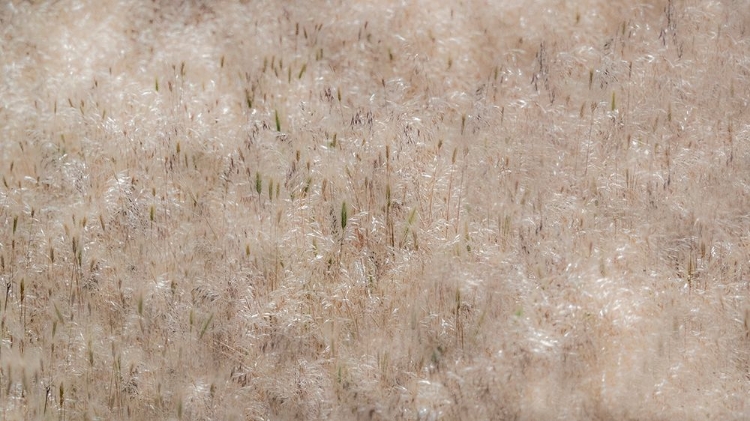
1, 0, 750, 419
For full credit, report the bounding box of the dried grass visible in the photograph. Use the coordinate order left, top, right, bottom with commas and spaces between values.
1, 0, 750, 419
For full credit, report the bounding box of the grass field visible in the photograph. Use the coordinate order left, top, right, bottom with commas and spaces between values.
2, 0, 750, 419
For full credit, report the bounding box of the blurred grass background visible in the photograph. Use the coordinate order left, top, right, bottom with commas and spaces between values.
1, 0, 750, 419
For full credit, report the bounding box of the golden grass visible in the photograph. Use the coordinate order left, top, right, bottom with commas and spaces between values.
1, 0, 750, 419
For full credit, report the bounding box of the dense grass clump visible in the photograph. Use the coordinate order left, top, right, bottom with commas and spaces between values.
1, 0, 750, 419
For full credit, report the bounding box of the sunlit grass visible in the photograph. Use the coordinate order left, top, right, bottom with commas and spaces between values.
1, 0, 750, 419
